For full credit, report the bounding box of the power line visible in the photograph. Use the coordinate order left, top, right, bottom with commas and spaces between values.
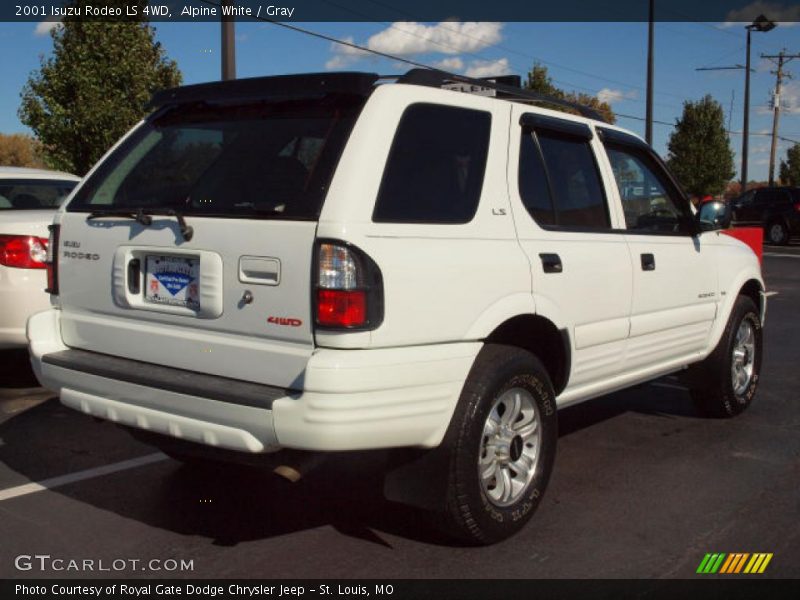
326, 0, 689, 104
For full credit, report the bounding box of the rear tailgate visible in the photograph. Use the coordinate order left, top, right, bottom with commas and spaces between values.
54, 75, 372, 388
56, 214, 316, 388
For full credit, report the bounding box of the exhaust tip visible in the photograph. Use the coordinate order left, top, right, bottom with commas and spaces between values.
273, 465, 303, 483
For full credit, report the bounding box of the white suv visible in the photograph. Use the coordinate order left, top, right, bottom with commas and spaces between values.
28, 70, 765, 544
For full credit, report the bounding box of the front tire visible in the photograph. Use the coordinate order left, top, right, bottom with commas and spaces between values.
766, 220, 789, 245
688, 295, 763, 418
439, 344, 558, 544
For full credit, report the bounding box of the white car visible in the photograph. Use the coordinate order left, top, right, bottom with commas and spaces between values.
0, 167, 79, 348
27, 71, 765, 544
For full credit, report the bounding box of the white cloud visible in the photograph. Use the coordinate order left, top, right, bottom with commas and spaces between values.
324, 36, 371, 70
34, 18, 60, 37
366, 22, 503, 56
325, 22, 504, 70
779, 81, 800, 114
597, 87, 638, 104
432, 57, 464, 71
721, 2, 800, 27
464, 58, 511, 78
325, 54, 352, 70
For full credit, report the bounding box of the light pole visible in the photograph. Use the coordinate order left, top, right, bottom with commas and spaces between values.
646, 0, 654, 145
742, 15, 775, 192
221, 0, 236, 80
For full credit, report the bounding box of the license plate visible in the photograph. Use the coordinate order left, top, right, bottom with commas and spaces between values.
145, 255, 200, 309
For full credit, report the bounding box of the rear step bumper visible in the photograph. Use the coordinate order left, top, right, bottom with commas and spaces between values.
27, 309, 480, 453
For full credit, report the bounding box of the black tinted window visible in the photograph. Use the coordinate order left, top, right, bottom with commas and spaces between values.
606, 145, 687, 232
373, 104, 490, 224
0, 179, 76, 210
518, 133, 556, 226
68, 97, 362, 219
536, 131, 609, 229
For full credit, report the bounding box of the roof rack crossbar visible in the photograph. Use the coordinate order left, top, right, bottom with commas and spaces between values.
396, 68, 606, 122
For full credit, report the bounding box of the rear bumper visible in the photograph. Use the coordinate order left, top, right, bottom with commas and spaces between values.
28, 309, 479, 453
0, 266, 49, 348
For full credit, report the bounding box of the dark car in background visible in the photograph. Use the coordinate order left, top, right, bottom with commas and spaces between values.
731, 186, 800, 245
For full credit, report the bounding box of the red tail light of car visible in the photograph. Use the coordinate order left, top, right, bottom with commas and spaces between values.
0, 234, 48, 270
314, 241, 383, 330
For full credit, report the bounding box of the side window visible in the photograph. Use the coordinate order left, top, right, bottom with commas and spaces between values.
518, 128, 609, 230
518, 133, 556, 226
606, 144, 688, 233
373, 104, 491, 224
738, 189, 756, 205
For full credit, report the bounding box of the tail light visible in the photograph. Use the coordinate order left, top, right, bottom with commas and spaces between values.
314, 241, 383, 330
794, 202, 800, 213
0, 234, 49, 270
45, 224, 60, 294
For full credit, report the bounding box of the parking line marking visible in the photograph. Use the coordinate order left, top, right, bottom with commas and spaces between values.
764, 291, 779, 297
764, 253, 800, 258
650, 382, 687, 391
0, 453, 167, 502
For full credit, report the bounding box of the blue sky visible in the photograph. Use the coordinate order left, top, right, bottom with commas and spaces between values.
1, 19, 799, 181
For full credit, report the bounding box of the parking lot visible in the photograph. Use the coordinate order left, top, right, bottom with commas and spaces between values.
0, 246, 798, 580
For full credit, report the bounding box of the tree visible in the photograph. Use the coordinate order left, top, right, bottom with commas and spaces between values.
18, 1, 181, 175
0, 133, 46, 168
524, 63, 616, 124
666, 95, 735, 197
779, 143, 800, 186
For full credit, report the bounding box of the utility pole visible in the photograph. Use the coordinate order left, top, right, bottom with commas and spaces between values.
762, 50, 800, 186
221, 0, 236, 80
645, 0, 654, 145
697, 15, 775, 193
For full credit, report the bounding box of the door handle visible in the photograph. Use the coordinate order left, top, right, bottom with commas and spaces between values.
539, 253, 563, 274
641, 253, 656, 271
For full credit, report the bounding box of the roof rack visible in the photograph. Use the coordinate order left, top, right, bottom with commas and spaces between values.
148, 72, 380, 109
396, 68, 607, 123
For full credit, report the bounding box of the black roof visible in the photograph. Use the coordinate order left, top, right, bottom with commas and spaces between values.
148, 72, 381, 109
147, 69, 607, 122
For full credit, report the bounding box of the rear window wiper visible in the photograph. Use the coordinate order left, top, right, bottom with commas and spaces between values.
145, 208, 194, 242
86, 208, 152, 226
86, 207, 193, 241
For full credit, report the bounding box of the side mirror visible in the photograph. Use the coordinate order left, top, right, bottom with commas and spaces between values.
697, 201, 731, 232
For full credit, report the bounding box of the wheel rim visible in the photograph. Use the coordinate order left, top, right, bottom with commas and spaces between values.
769, 223, 784, 243
478, 387, 541, 507
731, 319, 756, 396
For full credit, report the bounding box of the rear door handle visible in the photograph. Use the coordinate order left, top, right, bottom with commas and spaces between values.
539, 253, 563, 274
641, 253, 656, 271
239, 256, 281, 285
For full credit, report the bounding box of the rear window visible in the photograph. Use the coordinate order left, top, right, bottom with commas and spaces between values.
0, 179, 76, 210
373, 103, 491, 224
67, 96, 363, 220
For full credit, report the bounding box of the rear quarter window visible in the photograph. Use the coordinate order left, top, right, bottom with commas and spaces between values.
372, 103, 491, 224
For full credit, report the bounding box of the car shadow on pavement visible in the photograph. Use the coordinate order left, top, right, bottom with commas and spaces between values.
0, 380, 700, 550
0, 349, 39, 389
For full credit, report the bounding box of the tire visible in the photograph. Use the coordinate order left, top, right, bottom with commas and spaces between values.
766, 220, 789, 245
438, 344, 558, 545
688, 295, 763, 418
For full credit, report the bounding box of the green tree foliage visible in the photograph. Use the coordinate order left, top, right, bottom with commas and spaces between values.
524, 63, 616, 124
18, 1, 181, 175
779, 143, 800, 186
666, 95, 735, 197
0, 133, 46, 168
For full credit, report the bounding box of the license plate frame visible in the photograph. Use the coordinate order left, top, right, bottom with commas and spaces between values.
144, 254, 201, 310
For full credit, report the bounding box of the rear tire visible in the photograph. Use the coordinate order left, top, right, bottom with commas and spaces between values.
438, 344, 558, 545
766, 220, 789, 245
688, 295, 762, 418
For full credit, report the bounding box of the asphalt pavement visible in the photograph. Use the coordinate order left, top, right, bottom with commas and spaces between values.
0, 245, 798, 579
